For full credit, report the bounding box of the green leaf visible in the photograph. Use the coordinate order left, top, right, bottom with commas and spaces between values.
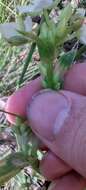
37, 22, 56, 62
39, 62, 47, 77
0, 152, 28, 185
59, 3, 72, 23
59, 49, 76, 70
13, 171, 31, 190
56, 19, 68, 43
17, 42, 36, 87
7, 36, 28, 46
17, 30, 36, 41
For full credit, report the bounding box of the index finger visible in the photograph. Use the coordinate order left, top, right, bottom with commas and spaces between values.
5, 77, 42, 123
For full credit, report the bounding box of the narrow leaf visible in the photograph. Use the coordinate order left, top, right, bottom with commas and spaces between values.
59, 3, 72, 23
59, 49, 76, 70
7, 36, 28, 46
0, 152, 28, 185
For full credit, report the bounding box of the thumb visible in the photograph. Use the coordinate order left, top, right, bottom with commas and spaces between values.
27, 90, 86, 178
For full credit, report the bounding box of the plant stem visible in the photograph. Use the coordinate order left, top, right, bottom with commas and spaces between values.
17, 12, 50, 89
0, 109, 24, 120
46, 62, 55, 89
43, 10, 51, 27
17, 42, 36, 88
41, 61, 56, 90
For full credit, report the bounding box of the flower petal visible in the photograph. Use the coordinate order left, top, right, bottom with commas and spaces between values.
80, 23, 86, 45
0, 22, 19, 39
76, 8, 85, 17
17, 5, 30, 14
0, 16, 32, 40
17, 0, 53, 14
24, 16, 32, 32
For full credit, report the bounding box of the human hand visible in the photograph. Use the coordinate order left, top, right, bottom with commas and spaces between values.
5, 62, 86, 190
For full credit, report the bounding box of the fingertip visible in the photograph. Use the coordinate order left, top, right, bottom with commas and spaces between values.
40, 151, 70, 181
5, 78, 41, 123
48, 172, 86, 190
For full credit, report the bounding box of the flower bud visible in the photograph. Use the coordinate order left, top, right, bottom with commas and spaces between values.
37, 22, 56, 63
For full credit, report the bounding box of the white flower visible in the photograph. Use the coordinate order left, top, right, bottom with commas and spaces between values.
24, 16, 32, 32
71, 0, 78, 8
80, 23, 86, 45
0, 16, 32, 40
17, 0, 53, 14
0, 22, 19, 39
76, 8, 85, 17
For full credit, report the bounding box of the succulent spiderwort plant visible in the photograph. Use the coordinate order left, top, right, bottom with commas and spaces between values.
0, 0, 85, 186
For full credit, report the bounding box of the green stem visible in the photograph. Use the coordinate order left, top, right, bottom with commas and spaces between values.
17, 42, 36, 88
17, 15, 44, 89
0, 109, 24, 120
46, 62, 55, 89
40, 61, 56, 90
43, 10, 51, 27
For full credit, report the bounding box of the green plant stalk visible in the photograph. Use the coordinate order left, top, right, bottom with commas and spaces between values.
46, 61, 54, 89
17, 14, 45, 88
40, 61, 56, 90
43, 9, 51, 27
17, 42, 36, 88
0, 109, 24, 120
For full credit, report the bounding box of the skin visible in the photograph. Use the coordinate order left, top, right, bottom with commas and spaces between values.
5, 62, 86, 189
